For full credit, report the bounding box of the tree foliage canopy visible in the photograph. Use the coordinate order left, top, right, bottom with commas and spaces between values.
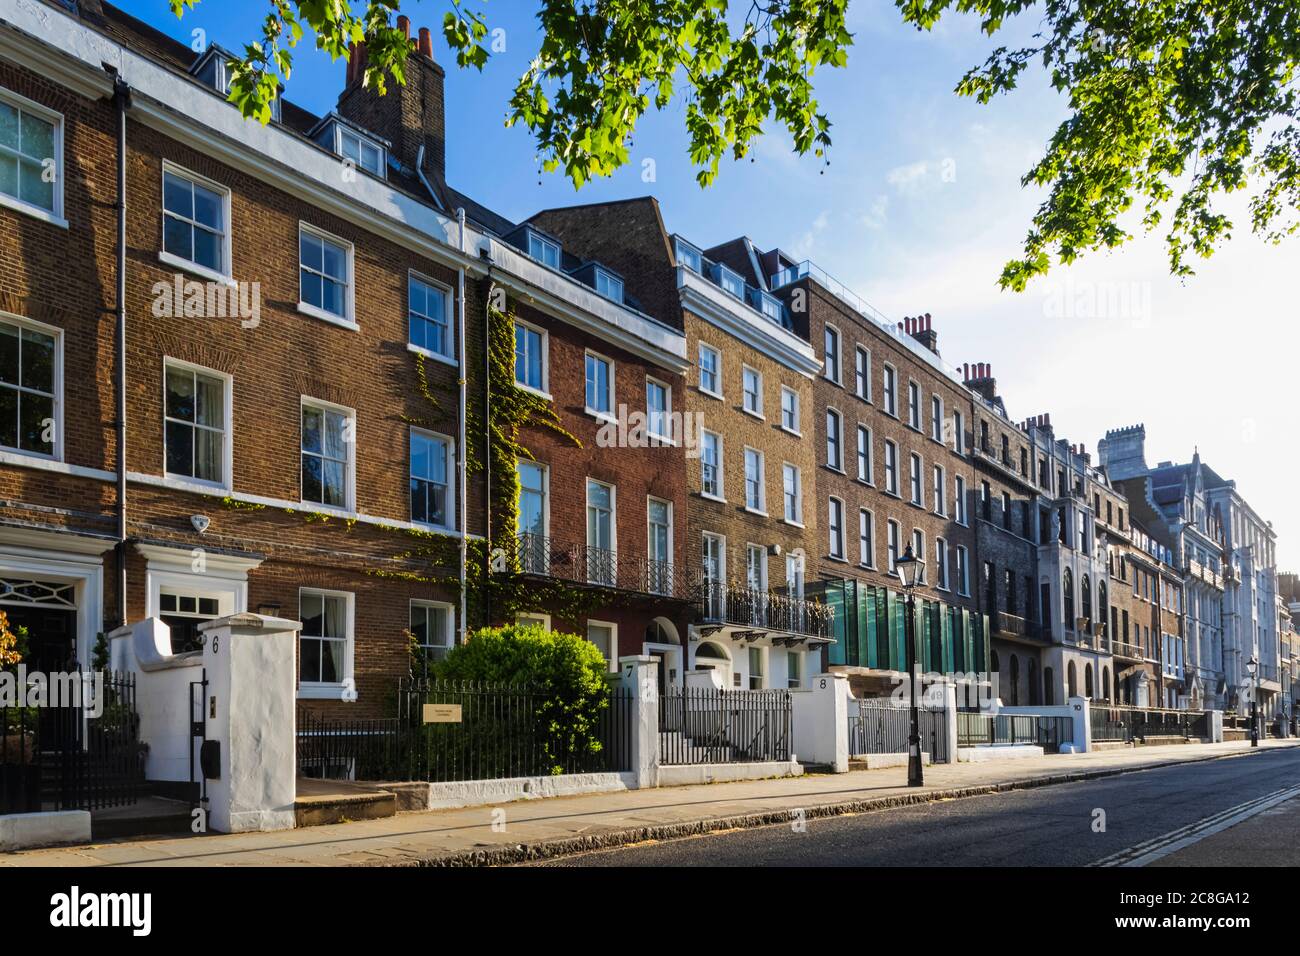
171, 0, 1300, 287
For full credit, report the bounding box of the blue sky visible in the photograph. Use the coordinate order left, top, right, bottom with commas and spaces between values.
117, 0, 1297, 570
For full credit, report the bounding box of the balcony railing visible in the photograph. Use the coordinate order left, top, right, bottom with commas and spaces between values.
994, 611, 1046, 641
696, 579, 832, 639
508, 533, 685, 599
1111, 640, 1145, 661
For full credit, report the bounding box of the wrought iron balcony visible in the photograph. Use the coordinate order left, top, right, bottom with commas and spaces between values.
994, 611, 1046, 641
694, 579, 833, 639
507, 533, 685, 599
1111, 640, 1145, 661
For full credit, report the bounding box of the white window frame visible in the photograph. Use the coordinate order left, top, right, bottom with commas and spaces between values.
912, 529, 927, 583
516, 458, 550, 539
513, 318, 550, 398
935, 537, 950, 591
779, 386, 800, 434
0, 311, 63, 463
782, 462, 802, 525
828, 496, 846, 560
859, 508, 875, 568
297, 587, 355, 700
698, 342, 723, 398
300, 395, 356, 514
516, 612, 552, 630
410, 599, 455, 659
953, 410, 965, 455
955, 475, 968, 525
0, 87, 65, 227
887, 519, 901, 573
931, 395, 944, 442
586, 619, 619, 673
162, 357, 232, 491
646, 375, 675, 444
647, 495, 674, 584
407, 270, 456, 365
743, 446, 766, 514
335, 124, 386, 177
594, 267, 624, 303
884, 439, 899, 496
675, 238, 703, 273
584, 349, 616, 420
700, 429, 724, 501
907, 380, 921, 430
410, 426, 456, 531
159, 160, 233, 285
932, 464, 946, 516
297, 221, 357, 330
527, 231, 561, 269
823, 324, 842, 384
956, 546, 970, 596
746, 543, 767, 592
702, 531, 727, 583
741, 364, 764, 418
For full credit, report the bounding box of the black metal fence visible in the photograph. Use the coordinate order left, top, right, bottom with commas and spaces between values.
297, 680, 634, 783
659, 687, 792, 765
0, 671, 142, 814
848, 698, 949, 761
957, 711, 1074, 752
1089, 704, 1209, 743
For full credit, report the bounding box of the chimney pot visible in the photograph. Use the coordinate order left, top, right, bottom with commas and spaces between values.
419, 26, 433, 59
398, 15, 410, 40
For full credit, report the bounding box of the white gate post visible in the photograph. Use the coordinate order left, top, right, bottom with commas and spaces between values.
1068, 695, 1091, 752
620, 656, 659, 789
198, 612, 301, 833
791, 673, 849, 772
942, 681, 959, 763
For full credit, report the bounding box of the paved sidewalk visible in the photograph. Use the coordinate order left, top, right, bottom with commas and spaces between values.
4, 739, 1295, 867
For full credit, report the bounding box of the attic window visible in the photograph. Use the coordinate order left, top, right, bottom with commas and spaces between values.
195, 49, 281, 122
713, 263, 745, 300
337, 126, 384, 176
674, 238, 703, 273
527, 231, 561, 269
594, 268, 624, 303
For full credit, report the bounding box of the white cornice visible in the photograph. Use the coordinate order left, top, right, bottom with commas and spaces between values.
678, 268, 820, 378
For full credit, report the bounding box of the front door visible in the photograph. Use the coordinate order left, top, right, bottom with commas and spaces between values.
3, 604, 76, 671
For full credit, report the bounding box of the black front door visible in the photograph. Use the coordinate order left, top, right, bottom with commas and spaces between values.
3, 604, 76, 671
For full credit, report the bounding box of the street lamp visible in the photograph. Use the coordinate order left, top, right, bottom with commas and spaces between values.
895, 545, 926, 787
1246, 656, 1260, 748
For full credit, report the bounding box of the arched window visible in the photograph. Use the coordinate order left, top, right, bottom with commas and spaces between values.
1099, 582, 1108, 634
1067, 661, 1077, 698
1063, 568, 1074, 627
1010, 654, 1020, 706
1085, 662, 1094, 699
1081, 574, 1092, 629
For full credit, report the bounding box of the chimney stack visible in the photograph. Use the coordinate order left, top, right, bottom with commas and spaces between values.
905, 311, 940, 355
338, 18, 447, 181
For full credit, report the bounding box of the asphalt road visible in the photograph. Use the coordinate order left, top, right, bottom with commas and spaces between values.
534, 747, 1300, 866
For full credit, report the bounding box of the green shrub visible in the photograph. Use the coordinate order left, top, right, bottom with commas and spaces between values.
433, 623, 613, 774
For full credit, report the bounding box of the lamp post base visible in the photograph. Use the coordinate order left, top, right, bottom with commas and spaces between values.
907, 734, 924, 787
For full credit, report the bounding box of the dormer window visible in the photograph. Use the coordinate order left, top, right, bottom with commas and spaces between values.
337, 126, 384, 177
594, 268, 624, 303
193, 47, 281, 122
674, 238, 703, 273
713, 263, 745, 299
527, 231, 561, 269
751, 288, 785, 325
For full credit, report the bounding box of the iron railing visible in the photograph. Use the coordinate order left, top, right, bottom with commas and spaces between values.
297, 680, 634, 783
957, 711, 1074, 752
994, 612, 1046, 641
0, 670, 142, 814
848, 698, 949, 761
658, 687, 792, 765
695, 579, 833, 638
509, 533, 683, 598
1089, 704, 1209, 743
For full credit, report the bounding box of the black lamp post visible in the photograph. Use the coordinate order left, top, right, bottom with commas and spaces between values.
895, 545, 926, 787
1247, 656, 1260, 748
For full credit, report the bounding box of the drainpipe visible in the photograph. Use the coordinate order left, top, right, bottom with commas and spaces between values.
112, 73, 131, 629
456, 208, 467, 644
483, 269, 497, 626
